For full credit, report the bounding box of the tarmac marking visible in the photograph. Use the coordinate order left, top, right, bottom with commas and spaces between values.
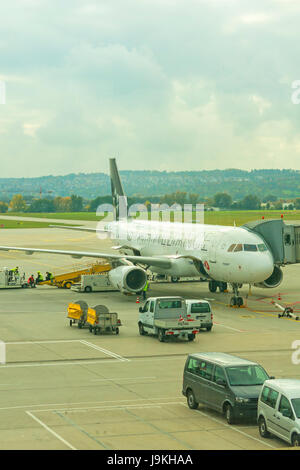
213, 322, 245, 333
0, 396, 184, 412
26, 410, 77, 450
181, 405, 277, 449
79, 340, 130, 362
91, 376, 156, 382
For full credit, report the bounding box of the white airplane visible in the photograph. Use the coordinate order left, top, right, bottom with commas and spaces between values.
0, 159, 281, 306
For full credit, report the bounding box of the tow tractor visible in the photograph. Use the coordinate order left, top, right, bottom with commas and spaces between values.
271, 301, 300, 320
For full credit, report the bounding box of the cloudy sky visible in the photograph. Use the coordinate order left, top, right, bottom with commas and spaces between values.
0, 0, 300, 177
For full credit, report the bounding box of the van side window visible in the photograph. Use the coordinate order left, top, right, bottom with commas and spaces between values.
261, 386, 270, 404
187, 358, 200, 374
198, 361, 213, 381
214, 365, 226, 383
279, 395, 293, 419
149, 301, 154, 313
261, 386, 279, 408
144, 301, 150, 311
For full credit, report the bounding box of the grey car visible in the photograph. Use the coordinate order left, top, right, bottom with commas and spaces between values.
182, 352, 271, 424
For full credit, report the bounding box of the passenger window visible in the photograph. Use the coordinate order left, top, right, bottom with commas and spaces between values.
198, 361, 213, 381
144, 301, 150, 311
150, 301, 154, 313
228, 244, 236, 252
187, 358, 200, 374
261, 386, 270, 404
267, 388, 279, 409
279, 395, 293, 419
214, 365, 226, 384
234, 244, 243, 252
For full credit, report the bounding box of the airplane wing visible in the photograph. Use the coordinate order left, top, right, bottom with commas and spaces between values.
0, 245, 172, 269
49, 225, 103, 233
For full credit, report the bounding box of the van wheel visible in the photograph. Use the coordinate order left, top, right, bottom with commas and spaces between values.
292, 433, 300, 447
84, 286, 92, 293
225, 404, 235, 424
139, 323, 145, 336
188, 334, 195, 341
206, 326, 212, 331
258, 416, 270, 438
187, 390, 198, 409
158, 329, 165, 342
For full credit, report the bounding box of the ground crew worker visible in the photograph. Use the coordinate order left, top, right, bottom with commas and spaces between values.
35, 271, 44, 284
45, 272, 53, 281
143, 279, 149, 300
28, 274, 35, 288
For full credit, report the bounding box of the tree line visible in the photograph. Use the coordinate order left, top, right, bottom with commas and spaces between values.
1, 191, 300, 214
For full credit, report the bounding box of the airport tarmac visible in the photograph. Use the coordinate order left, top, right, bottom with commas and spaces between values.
0, 225, 300, 450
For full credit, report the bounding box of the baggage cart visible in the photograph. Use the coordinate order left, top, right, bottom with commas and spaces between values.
67, 300, 89, 328
86, 304, 122, 335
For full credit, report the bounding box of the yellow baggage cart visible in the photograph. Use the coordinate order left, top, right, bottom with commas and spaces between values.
67, 300, 88, 329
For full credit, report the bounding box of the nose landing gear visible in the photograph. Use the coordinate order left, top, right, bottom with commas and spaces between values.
230, 284, 244, 308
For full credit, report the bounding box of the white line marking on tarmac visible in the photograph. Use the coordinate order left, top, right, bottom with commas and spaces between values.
26, 410, 77, 450
213, 322, 245, 332
180, 404, 277, 449
79, 340, 130, 362
29, 401, 182, 413
0, 396, 184, 412
91, 376, 156, 382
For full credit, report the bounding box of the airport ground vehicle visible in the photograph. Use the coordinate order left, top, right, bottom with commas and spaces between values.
257, 379, 300, 446
138, 296, 200, 342
86, 304, 122, 335
185, 299, 213, 331
0, 268, 27, 289
40, 262, 111, 289
182, 352, 271, 424
67, 300, 89, 328
71, 273, 117, 292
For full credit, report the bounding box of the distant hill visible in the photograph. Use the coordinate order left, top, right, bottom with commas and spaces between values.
0, 169, 299, 201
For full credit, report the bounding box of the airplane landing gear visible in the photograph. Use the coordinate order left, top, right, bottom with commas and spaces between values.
230, 284, 244, 307
209, 280, 228, 293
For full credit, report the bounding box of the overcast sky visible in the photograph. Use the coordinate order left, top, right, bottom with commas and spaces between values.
0, 0, 300, 177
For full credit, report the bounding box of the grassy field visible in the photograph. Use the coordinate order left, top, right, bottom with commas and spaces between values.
3, 210, 300, 226
0, 219, 77, 229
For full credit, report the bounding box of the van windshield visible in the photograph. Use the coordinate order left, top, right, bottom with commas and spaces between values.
190, 303, 210, 313
291, 398, 300, 418
226, 365, 269, 386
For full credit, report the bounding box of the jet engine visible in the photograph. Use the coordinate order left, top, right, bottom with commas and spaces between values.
254, 265, 283, 288
108, 265, 147, 293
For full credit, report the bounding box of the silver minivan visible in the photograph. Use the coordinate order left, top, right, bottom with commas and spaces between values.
258, 379, 300, 446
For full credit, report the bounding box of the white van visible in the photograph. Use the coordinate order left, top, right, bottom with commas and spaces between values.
257, 379, 300, 446
185, 299, 213, 331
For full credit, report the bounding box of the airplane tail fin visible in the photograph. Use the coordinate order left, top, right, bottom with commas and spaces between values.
109, 158, 128, 221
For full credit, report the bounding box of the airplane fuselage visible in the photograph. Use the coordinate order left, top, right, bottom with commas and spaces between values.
105, 219, 275, 284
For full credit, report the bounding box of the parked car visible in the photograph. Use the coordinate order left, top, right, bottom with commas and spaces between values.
258, 379, 300, 446
182, 352, 271, 424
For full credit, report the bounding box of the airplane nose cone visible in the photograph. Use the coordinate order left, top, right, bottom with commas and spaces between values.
252, 254, 274, 282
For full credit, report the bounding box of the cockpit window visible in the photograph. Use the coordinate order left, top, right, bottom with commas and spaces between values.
244, 244, 258, 252
258, 244, 267, 252
228, 244, 236, 252
234, 244, 243, 252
